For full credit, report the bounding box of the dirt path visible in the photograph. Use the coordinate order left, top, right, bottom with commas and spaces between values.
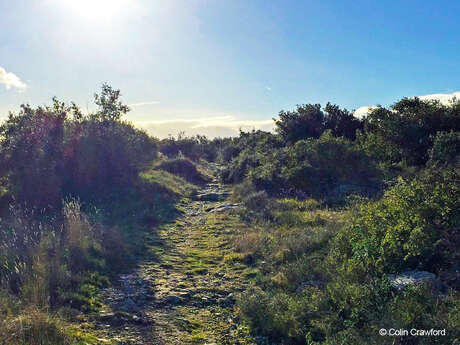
91, 178, 257, 345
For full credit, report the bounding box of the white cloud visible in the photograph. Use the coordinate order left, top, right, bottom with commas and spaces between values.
353, 91, 460, 119
129, 101, 160, 107
353, 106, 377, 119
0, 66, 27, 90
417, 91, 460, 104
136, 116, 275, 139
265, 86, 272, 91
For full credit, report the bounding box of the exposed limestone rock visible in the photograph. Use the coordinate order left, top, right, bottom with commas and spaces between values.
208, 203, 242, 213
194, 192, 230, 201
388, 270, 437, 291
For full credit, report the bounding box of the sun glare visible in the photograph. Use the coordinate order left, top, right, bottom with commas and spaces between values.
58, 0, 133, 21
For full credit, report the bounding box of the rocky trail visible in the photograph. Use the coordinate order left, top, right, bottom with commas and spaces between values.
89, 175, 258, 345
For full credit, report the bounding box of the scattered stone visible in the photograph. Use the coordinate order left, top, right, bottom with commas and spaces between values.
194, 192, 229, 202
98, 311, 116, 322
208, 203, 242, 213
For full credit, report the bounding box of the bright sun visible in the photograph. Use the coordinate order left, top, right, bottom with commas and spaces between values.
59, 0, 133, 21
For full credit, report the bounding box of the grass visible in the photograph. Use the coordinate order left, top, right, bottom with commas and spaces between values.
0, 164, 204, 345
154, 157, 211, 185
234, 197, 346, 342
223, 252, 249, 263
178, 306, 254, 345
140, 168, 198, 198
0, 307, 120, 345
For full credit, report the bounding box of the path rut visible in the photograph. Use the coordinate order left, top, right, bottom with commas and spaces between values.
91, 178, 257, 345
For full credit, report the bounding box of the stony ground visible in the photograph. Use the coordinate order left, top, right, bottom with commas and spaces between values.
87, 178, 259, 345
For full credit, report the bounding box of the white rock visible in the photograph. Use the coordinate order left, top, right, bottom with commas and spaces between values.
388, 270, 437, 291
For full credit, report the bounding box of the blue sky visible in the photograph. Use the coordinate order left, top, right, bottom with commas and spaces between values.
1, 0, 459, 137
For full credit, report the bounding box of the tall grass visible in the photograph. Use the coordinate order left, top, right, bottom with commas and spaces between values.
0, 200, 109, 343
0, 307, 71, 345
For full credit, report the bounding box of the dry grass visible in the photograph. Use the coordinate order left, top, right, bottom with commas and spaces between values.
64, 200, 92, 251
234, 231, 265, 256
0, 307, 71, 345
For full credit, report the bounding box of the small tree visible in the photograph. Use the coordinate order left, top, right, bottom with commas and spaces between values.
93, 83, 130, 121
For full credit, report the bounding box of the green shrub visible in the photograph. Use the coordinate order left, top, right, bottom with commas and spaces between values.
282, 131, 381, 200
335, 169, 459, 275
238, 289, 308, 343
428, 131, 460, 166
223, 131, 381, 200
274, 103, 363, 144
0, 102, 66, 208
0, 85, 158, 208
360, 98, 460, 166
220, 130, 284, 186
63, 118, 157, 200
158, 133, 220, 161
274, 198, 321, 212
275, 104, 325, 143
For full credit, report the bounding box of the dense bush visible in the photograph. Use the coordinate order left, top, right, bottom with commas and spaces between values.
223, 98, 460, 205
0, 85, 158, 208
223, 131, 381, 201
274, 103, 363, 144
214, 137, 241, 163
0, 102, 67, 208
428, 130, 460, 167
281, 131, 381, 200
360, 97, 460, 166
333, 168, 460, 276
220, 130, 284, 186
275, 104, 325, 143
63, 119, 156, 199
323, 103, 363, 140
158, 133, 220, 162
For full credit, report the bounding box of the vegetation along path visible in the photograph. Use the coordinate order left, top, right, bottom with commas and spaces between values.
92, 174, 257, 345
